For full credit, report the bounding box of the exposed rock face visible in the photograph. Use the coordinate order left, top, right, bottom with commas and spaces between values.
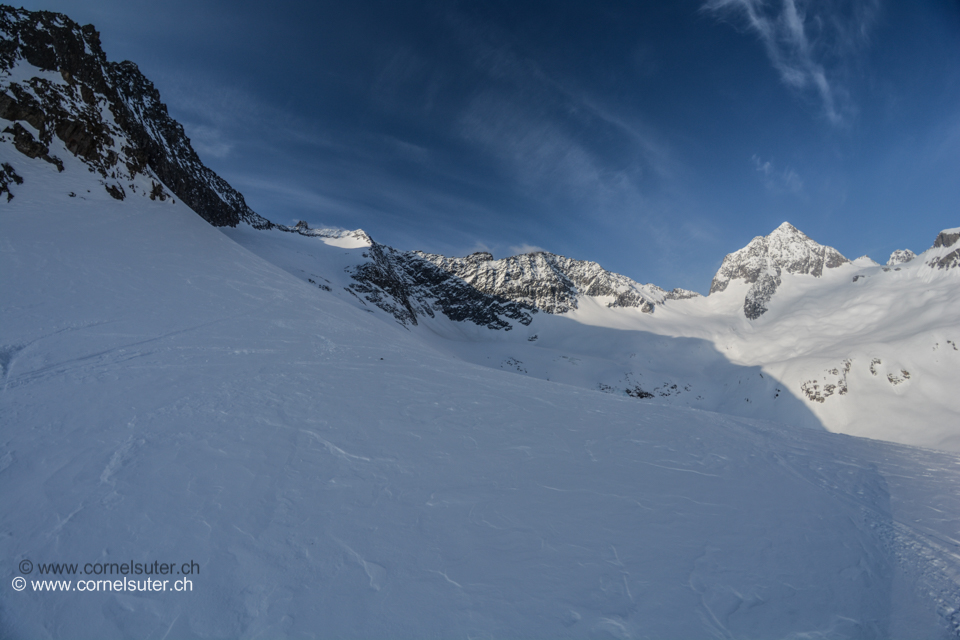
272, 224, 689, 329
285, 222, 372, 246
927, 227, 960, 270
710, 222, 849, 319
0, 160, 22, 200
933, 229, 960, 249
278, 223, 533, 330
887, 249, 916, 266
0, 6, 269, 227
262, 226, 700, 329
417, 250, 697, 315
929, 251, 960, 270
348, 242, 535, 330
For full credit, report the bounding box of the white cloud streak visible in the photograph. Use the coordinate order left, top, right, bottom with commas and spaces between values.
752, 154, 803, 194
448, 9, 678, 203
703, 0, 878, 125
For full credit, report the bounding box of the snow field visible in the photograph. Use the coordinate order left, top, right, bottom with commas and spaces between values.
2, 151, 960, 637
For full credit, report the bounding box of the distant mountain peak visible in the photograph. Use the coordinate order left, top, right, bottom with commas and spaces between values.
772, 221, 800, 233
710, 222, 849, 319
418, 250, 697, 315
887, 249, 916, 266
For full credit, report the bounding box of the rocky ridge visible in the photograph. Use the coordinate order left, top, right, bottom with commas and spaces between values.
0, 6, 532, 333
928, 227, 960, 270
6, 8, 954, 334
279, 221, 699, 329
417, 250, 699, 315
887, 249, 916, 266
348, 243, 535, 330
0, 5, 269, 227
710, 222, 850, 319
281, 222, 534, 330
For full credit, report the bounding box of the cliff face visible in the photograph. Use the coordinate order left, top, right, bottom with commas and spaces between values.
417, 250, 699, 316
927, 227, 960, 270
349, 243, 536, 330
0, 5, 268, 227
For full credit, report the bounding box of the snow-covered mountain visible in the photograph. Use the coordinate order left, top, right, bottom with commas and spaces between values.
3, 8, 960, 638
417, 250, 699, 314
887, 248, 917, 266
220, 218, 960, 451
709, 222, 850, 319
0, 5, 270, 228
4, 3, 955, 454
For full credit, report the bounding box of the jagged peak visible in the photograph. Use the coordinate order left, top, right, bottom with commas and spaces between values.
710, 222, 850, 319
0, 7, 109, 81
416, 248, 678, 315
886, 249, 916, 266
771, 221, 801, 235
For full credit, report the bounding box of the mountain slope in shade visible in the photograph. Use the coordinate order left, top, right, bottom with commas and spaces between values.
3, 8, 960, 637
0, 5, 269, 227
4, 132, 960, 640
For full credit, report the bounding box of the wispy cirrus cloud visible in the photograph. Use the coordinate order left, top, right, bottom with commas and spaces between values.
448, 8, 678, 205
752, 154, 803, 194
703, 0, 879, 125
179, 123, 234, 159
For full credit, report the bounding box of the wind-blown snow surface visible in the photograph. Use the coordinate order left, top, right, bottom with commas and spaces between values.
4, 152, 960, 638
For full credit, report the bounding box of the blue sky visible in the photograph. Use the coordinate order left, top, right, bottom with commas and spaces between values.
20, 0, 960, 292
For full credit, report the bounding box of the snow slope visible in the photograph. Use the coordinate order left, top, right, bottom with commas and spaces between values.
4, 128, 960, 639
223, 220, 960, 452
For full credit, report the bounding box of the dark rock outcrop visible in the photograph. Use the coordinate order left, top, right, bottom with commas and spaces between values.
0, 160, 23, 200
279, 223, 534, 330
0, 5, 270, 228
933, 229, 960, 250
2, 121, 62, 169
928, 249, 960, 270
349, 242, 535, 330
925, 228, 960, 270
